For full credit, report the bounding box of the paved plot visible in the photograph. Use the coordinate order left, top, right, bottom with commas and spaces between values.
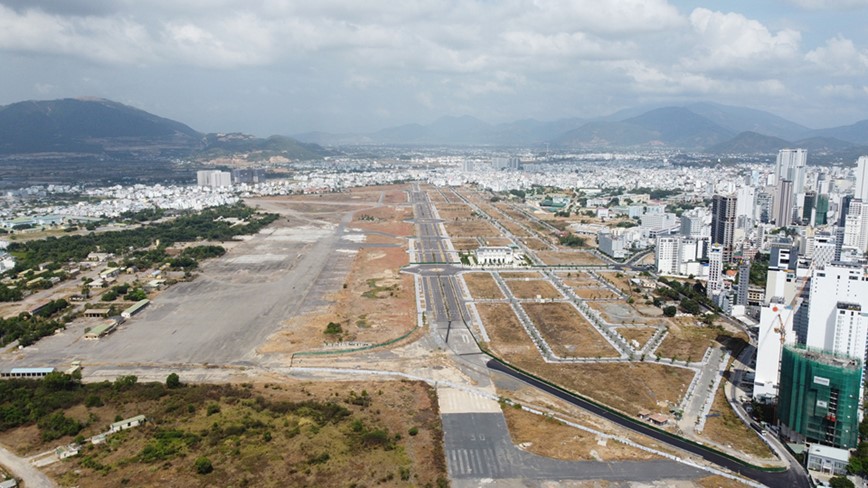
443, 413, 706, 483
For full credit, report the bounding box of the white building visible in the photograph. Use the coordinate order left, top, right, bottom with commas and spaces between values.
812, 233, 837, 269
655, 235, 707, 276
474, 246, 522, 266
706, 244, 724, 299
598, 229, 627, 259
805, 264, 868, 370
856, 155, 868, 201
842, 199, 868, 254
196, 170, 232, 188
775, 148, 807, 195
806, 444, 850, 475
753, 300, 797, 401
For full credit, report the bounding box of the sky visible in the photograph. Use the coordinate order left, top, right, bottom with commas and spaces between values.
1, 0, 868, 136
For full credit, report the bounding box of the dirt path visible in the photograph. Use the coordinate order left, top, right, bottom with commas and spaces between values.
0, 442, 57, 488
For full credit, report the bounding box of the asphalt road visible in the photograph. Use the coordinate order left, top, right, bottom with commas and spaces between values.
486, 358, 809, 488
443, 412, 705, 482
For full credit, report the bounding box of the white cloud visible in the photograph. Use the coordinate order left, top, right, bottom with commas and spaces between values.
784, 0, 868, 10
683, 8, 801, 72
806, 36, 868, 74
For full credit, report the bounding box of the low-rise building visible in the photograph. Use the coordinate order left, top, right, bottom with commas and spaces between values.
806, 444, 850, 475
474, 246, 523, 266
110, 415, 146, 433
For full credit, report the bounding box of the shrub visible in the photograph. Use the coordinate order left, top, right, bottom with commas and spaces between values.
166, 373, 181, 389
408, 427, 418, 436
206, 403, 221, 416
324, 322, 342, 335
194, 456, 213, 474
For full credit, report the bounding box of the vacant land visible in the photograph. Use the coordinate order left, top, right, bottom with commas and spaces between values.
445, 220, 501, 238
589, 301, 668, 327
481, 303, 692, 415
263, 246, 415, 354
482, 237, 514, 247
450, 238, 481, 251
522, 237, 551, 250
499, 271, 541, 279
463, 273, 503, 300
0, 377, 446, 488
617, 327, 660, 350
353, 205, 414, 238
501, 404, 659, 462
655, 322, 723, 362
575, 288, 621, 300
505, 280, 562, 300
536, 251, 605, 266
523, 303, 620, 358
436, 204, 474, 220
702, 371, 775, 460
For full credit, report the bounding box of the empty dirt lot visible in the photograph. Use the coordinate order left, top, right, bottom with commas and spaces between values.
522, 303, 620, 358
463, 273, 504, 299
505, 280, 563, 300
480, 303, 694, 415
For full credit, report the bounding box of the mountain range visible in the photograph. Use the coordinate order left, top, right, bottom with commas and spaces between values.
1, 97, 867, 158
0, 98, 328, 160
295, 102, 868, 156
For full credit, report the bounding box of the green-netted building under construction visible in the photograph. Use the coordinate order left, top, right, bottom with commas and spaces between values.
778, 345, 862, 449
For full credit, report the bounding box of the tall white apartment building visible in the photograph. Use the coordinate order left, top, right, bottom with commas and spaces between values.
754, 300, 797, 401
812, 233, 838, 269
843, 200, 868, 254
856, 156, 868, 201
197, 170, 232, 188
805, 264, 868, 357
707, 244, 724, 299
775, 148, 807, 194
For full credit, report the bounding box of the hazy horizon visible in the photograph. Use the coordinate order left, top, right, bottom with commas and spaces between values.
2, 0, 868, 136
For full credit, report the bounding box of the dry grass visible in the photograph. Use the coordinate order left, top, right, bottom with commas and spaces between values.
575, 288, 621, 300
537, 251, 605, 266
501, 404, 659, 462
696, 475, 754, 488
482, 237, 514, 246
445, 220, 501, 238
655, 322, 721, 362
499, 271, 541, 279
462, 273, 504, 299
27, 380, 446, 488
522, 237, 551, 250
450, 238, 481, 251
523, 303, 620, 358
480, 303, 692, 415
702, 369, 775, 460
596, 271, 638, 295
505, 280, 563, 299
437, 204, 474, 220
617, 327, 659, 349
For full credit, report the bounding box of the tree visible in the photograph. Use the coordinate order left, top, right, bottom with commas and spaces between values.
663, 306, 677, 317
166, 373, 181, 389
829, 476, 854, 488
324, 322, 342, 335
194, 456, 213, 474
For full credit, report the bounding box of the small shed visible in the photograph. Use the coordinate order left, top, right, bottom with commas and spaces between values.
55, 444, 80, 460
110, 415, 146, 433
121, 299, 150, 319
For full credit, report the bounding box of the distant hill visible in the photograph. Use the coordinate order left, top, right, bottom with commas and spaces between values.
705, 131, 790, 154
0, 98, 202, 155
554, 107, 733, 149
807, 119, 868, 145
683, 102, 810, 141
0, 98, 327, 160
